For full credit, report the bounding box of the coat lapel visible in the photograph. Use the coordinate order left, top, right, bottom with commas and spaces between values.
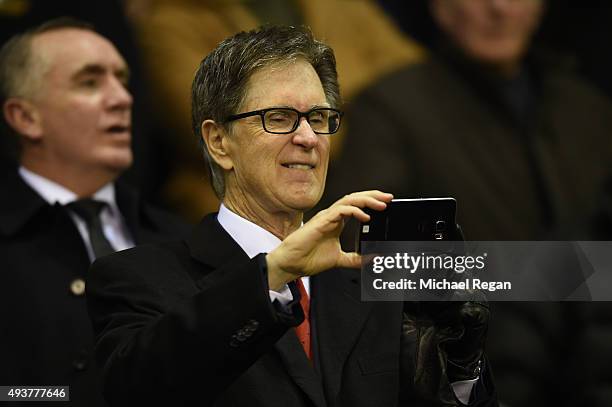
0, 170, 91, 270
114, 182, 163, 245
0, 169, 49, 237
184, 213, 250, 269
114, 182, 143, 242
313, 268, 374, 403
274, 330, 327, 407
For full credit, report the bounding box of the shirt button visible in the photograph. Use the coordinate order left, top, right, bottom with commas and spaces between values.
70, 278, 86, 296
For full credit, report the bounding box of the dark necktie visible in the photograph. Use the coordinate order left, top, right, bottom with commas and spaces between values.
294, 278, 311, 360
66, 199, 115, 259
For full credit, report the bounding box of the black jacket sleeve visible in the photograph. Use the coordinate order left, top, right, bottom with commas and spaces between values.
86, 243, 302, 406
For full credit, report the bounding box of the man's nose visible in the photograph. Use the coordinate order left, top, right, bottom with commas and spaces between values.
106, 76, 133, 110
291, 117, 319, 149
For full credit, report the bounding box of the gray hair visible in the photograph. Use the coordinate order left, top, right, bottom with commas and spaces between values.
0, 17, 94, 102
0, 18, 94, 147
191, 25, 341, 199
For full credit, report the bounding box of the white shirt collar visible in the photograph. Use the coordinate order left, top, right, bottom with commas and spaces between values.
216, 203, 310, 296
19, 166, 119, 214
216, 203, 282, 259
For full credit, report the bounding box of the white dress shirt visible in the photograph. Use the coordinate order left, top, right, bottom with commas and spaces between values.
215, 203, 475, 403
19, 166, 134, 262
216, 203, 309, 301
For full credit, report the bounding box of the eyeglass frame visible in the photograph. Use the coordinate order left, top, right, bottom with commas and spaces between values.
224, 107, 344, 135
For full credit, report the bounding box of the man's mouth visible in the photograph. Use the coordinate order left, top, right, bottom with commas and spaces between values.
282, 163, 315, 170
106, 125, 131, 133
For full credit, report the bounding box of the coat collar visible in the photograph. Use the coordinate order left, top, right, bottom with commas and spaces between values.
0, 168, 50, 236
185, 213, 250, 268
0, 167, 151, 242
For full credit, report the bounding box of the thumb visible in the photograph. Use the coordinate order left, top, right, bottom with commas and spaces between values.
337, 251, 362, 269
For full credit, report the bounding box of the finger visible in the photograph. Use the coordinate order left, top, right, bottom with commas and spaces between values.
337, 251, 362, 269
308, 205, 369, 235
330, 195, 388, 214
361, 253, 380, 265
346, 190, 393, 204
304, 205, 370, 236
308, 197, 387, 234
347, 195, 389, 211
327, 204, 371, 223
333, 190, 393, 208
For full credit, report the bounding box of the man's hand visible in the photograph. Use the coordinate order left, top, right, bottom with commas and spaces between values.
400, 295, 490, 406
439, 299, 489, 383
266, 190, 393, 291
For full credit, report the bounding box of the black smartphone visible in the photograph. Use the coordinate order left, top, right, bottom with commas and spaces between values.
358, 198, 458, 251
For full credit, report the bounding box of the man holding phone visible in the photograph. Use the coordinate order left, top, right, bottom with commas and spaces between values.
87, 25, 496, 406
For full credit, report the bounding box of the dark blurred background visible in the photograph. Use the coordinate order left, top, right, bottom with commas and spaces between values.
2, 0, 610, 219
2, 1, 611, 406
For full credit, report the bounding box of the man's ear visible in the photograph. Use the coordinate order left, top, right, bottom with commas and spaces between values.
3, 98, 43, 141
201, 119, 234, 170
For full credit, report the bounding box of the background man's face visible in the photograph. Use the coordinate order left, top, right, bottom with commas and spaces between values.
30, 28, 133, 174
431, 0, 544, 69
223, 59, 331, 214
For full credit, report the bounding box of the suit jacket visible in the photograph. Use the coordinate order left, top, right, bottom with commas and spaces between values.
87, 213, 496, 406
0, 169, 189, 407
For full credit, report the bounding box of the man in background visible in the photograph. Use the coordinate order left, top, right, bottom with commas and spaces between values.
0, 18, 188, 406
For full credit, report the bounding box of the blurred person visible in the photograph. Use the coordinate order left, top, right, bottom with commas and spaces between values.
0, 18, 188, 406
325, 0, 612, 405
87, 25, 497, 406
0, 0, 170, 202
328, 0, 611, 240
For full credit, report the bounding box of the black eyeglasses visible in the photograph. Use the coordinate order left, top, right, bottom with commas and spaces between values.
225, 107, 343, 135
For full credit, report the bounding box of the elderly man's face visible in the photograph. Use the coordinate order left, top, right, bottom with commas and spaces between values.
431, 0, 544, 70
29, 28, 133, 174
224, 59, 330, 214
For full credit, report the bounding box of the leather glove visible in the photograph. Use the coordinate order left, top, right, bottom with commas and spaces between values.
399, 293, 490, 406
399, 224, 490, 406
437, 296, 489, 382
430, 224, 489, 382
400, 301, 457, 406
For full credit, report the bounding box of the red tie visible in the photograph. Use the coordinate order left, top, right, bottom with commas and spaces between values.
294, 278, 311, 360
